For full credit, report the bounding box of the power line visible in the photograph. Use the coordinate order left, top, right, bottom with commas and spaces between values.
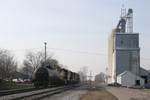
1, 47, 150, 60
4, 47, 107, 56
47, 47, 107, 56
6, 48, 43, 51
46, 47, 150, 61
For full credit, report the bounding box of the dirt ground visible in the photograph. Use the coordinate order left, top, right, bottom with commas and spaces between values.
41, 82, 150, 100
105, 86, 150, 100
41, 83, 118, 100
79, 85, 118, 100
2, 82, 150, 100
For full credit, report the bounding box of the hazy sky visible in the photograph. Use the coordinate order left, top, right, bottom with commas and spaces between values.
0, 0, 150, 78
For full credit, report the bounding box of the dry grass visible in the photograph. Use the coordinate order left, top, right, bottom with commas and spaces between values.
80, 84, 118, 100
0, 82, 34, 90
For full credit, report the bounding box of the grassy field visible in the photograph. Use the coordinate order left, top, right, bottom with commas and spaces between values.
0, 82, 34, 90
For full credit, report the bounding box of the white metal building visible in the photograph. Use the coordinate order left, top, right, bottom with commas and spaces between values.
117, 71, 144, 86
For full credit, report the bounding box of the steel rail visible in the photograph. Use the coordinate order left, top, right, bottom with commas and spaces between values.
0, 84, 80, 100
0, 88, 35, 96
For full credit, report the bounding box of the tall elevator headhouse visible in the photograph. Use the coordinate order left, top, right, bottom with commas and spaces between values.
108, 8, 149, 86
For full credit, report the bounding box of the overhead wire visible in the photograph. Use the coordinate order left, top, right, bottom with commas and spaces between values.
1, 47, 150, 60
47, 47, 107, 56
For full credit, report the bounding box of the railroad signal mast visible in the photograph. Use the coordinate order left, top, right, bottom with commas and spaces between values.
88, 70, 93, 85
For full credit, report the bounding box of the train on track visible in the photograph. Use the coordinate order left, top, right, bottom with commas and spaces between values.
32, 65, 80, 88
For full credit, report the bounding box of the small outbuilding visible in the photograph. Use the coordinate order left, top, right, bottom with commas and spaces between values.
117, 71, 144, 87
140, 67, 149, 84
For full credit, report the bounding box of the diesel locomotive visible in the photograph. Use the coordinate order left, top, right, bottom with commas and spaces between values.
32, 65, 80, 88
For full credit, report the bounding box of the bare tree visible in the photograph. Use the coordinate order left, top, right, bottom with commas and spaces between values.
59, 64, 68, 69
78, 66, 88, 81
0, 49, 18, 79
47, 58, 59, 67
21, 50, 54, 76
25, 51, 46, 70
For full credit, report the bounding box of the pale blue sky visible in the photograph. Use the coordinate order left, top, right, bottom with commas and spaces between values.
0, 0, 150, 77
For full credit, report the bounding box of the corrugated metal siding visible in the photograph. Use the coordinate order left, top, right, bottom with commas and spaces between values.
117, 71, 144, 86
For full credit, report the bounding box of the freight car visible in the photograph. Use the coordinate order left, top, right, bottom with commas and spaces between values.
32, 65, 80, 88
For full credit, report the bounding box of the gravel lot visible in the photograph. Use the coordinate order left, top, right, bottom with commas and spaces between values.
105, 86, 150, 100
2, 83, 150, 100
41, 83, 118, 100
41, 84, 89, 100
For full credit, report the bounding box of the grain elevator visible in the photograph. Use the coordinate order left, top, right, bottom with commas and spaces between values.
107, 8, 149, 86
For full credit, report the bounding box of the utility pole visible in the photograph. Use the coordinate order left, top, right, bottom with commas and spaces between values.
88, 70, 93, 85
105, 67, 108, 83
44, 42, 47, 67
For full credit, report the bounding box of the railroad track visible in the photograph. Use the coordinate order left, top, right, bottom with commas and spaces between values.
0, 84, 80, 100
0, 88, 35, 96
0, 85, 63, 97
